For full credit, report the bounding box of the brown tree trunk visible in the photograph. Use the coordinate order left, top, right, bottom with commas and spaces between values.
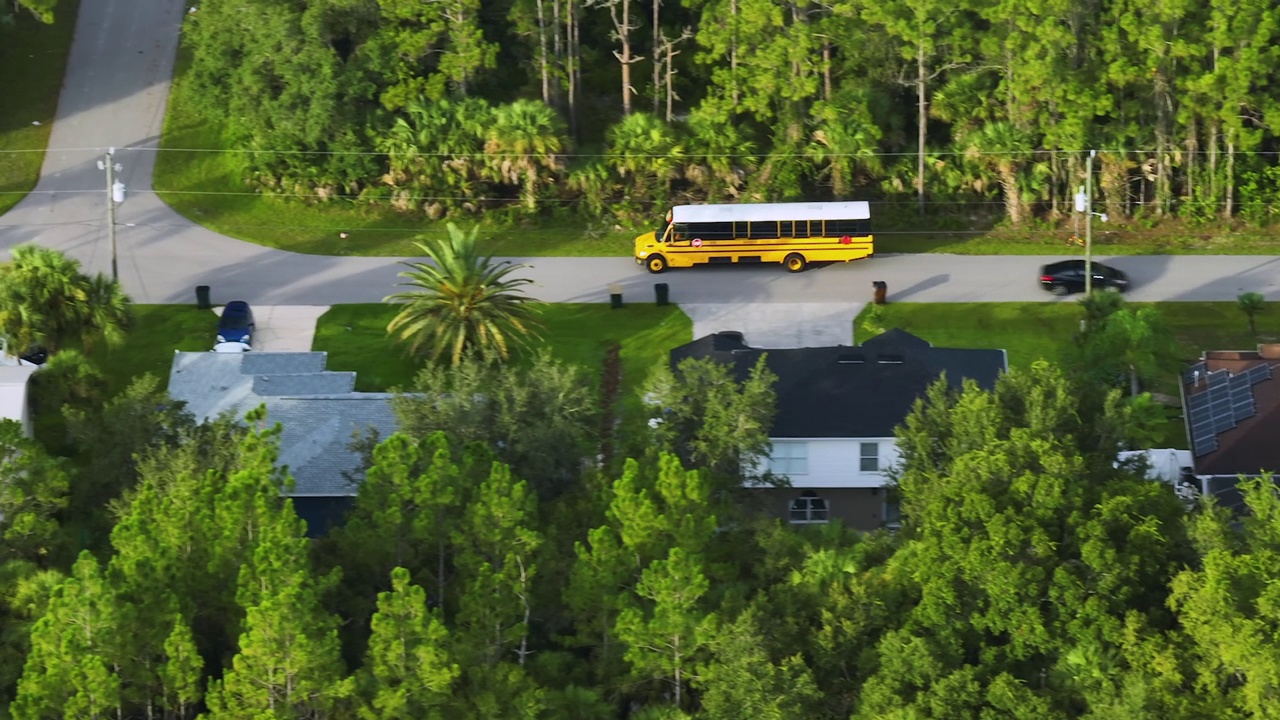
822, 39, 832, 101
729, 0, 738, 105
619, 0, 635, 115
999, 166, 1022, 225
652, 0, 661, 114
1184, 115, 1197, 203
1208, 121, 1219, 200
567, 0, 579, 136
1224, 131, 1235, 220
916, 41, 927, 216
536, 0, 551, 104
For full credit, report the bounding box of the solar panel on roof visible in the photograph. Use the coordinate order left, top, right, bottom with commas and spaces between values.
1192, 434, 1218, 457
1189, 393, 1210, 410
1247, 364, 1272, 382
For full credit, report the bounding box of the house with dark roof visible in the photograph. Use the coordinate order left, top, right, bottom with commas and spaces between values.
1180, 344, 1280, 511
670, 328, 1008, 531
167, 351, 400, 533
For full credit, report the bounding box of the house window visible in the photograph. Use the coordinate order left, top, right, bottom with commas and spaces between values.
768, 442, 808, 476
860, 442, 879, 472
789, 491, 829, 524
883, 500, 901, 529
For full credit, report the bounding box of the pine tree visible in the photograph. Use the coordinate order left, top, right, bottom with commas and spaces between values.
357, 567, 459, 719
12, 552, 122, 720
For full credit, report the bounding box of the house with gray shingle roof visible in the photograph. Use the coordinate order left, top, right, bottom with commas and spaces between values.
168, 352, 400, 532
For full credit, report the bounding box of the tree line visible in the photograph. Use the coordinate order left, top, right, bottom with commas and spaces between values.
177, 0, 1280, 229
4, 317, 1280, 717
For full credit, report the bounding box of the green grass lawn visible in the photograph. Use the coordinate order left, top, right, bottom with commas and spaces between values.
854, 301, 1280, 449
312, 303, 693, 395
84, 305, 216, 396
0, 0, 80, 216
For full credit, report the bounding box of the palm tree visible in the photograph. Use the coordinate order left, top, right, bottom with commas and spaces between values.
379, 97, 494, 213
805, 99, 883, 199
0, 245, 131, 354
605, 113, 684, 206
484, 100, 566, 212
682, 105, 757, 202
385, 224, 542, 365
1238, 292, 1265, 337
79, 274, 134, 353
962, 122, 1035, 226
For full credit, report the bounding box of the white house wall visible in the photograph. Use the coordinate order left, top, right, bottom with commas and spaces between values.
768, 437, 900, 489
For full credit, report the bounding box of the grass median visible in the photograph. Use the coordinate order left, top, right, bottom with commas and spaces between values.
0, 0, 80, 217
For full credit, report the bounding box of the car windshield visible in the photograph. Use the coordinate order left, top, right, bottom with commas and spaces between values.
221, 313, 250, 329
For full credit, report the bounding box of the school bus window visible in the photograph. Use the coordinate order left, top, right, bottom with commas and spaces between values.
733, 221, 748, 238
671, 223, 689, 241
751, 222, 780, 240
780, 221, 793, 237
793, 220, 810, 238
855, 220, 871, 235
704, 222, 733, 240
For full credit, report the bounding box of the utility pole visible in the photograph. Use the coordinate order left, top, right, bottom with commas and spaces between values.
105, 149, 117, 282
98, 149, 125, 282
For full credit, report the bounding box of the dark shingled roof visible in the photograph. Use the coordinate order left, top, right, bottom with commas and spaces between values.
670, 328, 1007, 438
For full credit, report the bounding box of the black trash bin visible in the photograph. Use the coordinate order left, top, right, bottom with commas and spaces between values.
609, 283, 624, 309
196, 285, 212, 310
655, 282, 670, 306
872, 280, 887, 305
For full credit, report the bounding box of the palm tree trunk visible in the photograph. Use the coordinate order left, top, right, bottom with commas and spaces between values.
999, 166, 1022, 225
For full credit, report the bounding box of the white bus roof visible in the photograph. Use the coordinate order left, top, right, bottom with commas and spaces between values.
671, 201, 871, 223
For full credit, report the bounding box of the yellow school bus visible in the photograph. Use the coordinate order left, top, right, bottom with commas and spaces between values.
633, 201, 873, 273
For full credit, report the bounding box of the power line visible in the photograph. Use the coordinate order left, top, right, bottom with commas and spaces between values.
8, 145, 1280, 159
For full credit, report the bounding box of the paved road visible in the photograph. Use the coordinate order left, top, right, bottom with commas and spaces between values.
2, 0, 1280, 308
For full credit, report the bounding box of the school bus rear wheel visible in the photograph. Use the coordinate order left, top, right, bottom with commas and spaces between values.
646, 255, 668, 274
784, 253, 807, 273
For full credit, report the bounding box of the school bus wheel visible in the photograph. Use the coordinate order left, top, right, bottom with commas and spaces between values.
646, 254, 668, 273
784, 253, 807, 273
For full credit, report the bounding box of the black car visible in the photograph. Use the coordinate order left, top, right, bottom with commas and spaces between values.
1039, 260, 1129, 296
217, 300, 256, 344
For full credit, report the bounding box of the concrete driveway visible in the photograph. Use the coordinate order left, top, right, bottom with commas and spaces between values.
212, 305, 330, 351
681, 303, 862, 348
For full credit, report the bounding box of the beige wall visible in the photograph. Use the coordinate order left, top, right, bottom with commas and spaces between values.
749, 486, 890, 533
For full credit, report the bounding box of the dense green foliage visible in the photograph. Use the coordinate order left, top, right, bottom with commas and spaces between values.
180, 0, 1280, 229
0, 245, 132, 356
6, 340, 1280, 717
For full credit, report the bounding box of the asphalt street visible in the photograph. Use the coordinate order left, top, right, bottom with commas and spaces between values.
1, 0, 1279, 309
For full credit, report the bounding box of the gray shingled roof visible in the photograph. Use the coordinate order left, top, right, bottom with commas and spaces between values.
168, 352, 399, 496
